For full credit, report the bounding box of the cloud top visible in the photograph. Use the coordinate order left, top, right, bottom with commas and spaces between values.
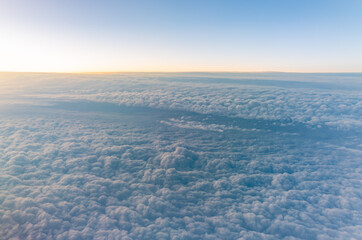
0, 73, 361, 239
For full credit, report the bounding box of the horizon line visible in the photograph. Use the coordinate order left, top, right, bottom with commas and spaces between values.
1, 70, 362, 74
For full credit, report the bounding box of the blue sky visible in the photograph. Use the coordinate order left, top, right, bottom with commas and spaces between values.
0, 0, 361, 72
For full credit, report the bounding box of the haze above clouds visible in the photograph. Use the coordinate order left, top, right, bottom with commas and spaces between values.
1, 0, 362, 72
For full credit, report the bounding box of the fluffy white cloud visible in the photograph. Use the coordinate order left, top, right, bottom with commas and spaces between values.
0, 73, 361, 239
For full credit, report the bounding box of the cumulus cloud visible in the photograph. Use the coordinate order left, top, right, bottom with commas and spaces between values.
160, 118, 261, 133
0, 73, 361, 239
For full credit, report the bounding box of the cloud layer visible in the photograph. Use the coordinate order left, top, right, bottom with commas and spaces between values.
0, 73, 361, 239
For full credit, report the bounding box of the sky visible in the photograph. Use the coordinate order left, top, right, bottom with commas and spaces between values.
0, 0, 362, 72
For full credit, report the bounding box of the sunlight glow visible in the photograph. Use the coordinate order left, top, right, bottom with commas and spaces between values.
0, 0, 361, 72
